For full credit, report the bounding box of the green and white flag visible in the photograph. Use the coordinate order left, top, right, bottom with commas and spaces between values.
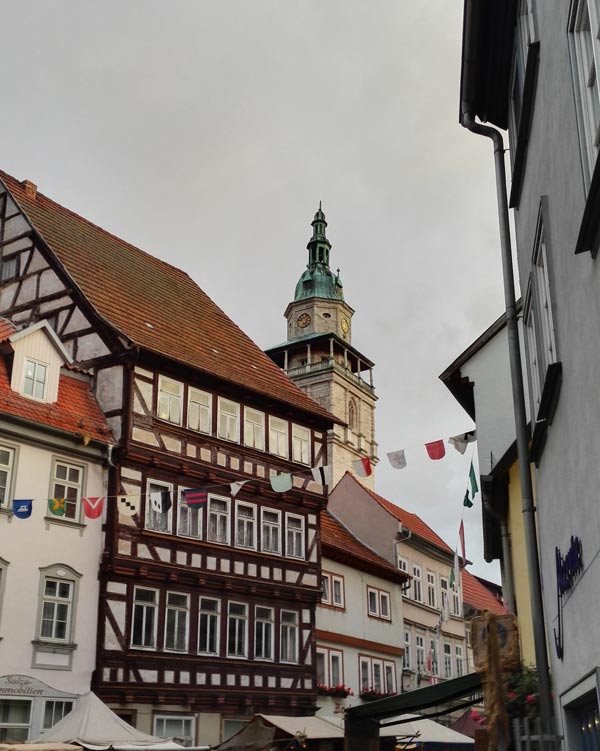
449, 549, 460, 591
469, 461, 479, 498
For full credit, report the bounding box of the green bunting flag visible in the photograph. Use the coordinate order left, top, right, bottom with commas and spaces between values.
469, 462, 479, 497
463, 489, 473, 508
48, 498, 66, 516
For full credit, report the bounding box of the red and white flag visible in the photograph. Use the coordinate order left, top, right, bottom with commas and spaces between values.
83, 496, 105, 519
425, 440, 445, 460
352, 457, 372, 477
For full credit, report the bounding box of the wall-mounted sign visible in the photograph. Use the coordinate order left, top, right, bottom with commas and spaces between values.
554, 536, 583, 659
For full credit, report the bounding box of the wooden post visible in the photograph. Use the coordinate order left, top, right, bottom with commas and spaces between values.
344, 716, 379, 751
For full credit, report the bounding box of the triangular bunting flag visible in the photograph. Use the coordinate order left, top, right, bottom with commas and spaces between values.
387, 450, 407, 470
150, 490, 172, 514
459, 519, 466, 564
311, 465, 332, 485
463, 489, 473, 508
83, 496, 105, 519
352, 457, 372, 477
183, 488, 208, 508
270, 473, 293, 493
425, 440, 445, 460
230, 480, 248, 498
117, 495, 140, 517
48, 498, 66, 516
448, 431, 476, 454
469, 462, 479, 497
12, 499, 32, 519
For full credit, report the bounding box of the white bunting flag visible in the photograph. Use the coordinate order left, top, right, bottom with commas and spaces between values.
117, 496, 140, 517
270, 473, 293, 493
230, 480, 249, 498
150, 490, 172, 514
448, 431, 476, 455
311, 465, 332, 486
387, 450, 407, 470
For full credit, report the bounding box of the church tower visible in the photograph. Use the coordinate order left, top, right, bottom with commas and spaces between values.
265, 205, 378, 489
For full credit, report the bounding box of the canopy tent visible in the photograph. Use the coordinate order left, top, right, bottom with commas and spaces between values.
379, 714, 474, 748
213, 714, 345, 749
33, 693, 184, 751
0, 745, 80, 751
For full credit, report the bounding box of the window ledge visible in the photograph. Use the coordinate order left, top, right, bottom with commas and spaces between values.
575, 154, 600, 256
31, 639, 77, 653
44, 516, 86, 534
509, 42, 540, 209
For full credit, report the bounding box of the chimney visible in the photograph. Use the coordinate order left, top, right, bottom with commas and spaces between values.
22, 180, 37, 199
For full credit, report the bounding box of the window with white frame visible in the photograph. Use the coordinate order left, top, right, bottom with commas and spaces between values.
316, 648, 344, 687
0, 446, 15, 507
177, 487, 202, 539
321, 572, 345, 608
157, 376, 183, 425
367, 587, 391, 621
426, 571, 437, 608
235, 502, 256, 549
455, 644, 464, 677
359, 656, 396, 694
50, 460, 83, 521
508, 0, 537, 150
0, 558, 8, 630
131, 587, 158, 649
42, 700, 74, 730
261, 508, 281, 555
23, 357, 47, 400
403, 630, 411, 670
243, 408, 265, 450
397, 556, 408, 575
269, 416, 289, 459
428, 638, 438, 676
254, 606, 274, 660
280, 610, 298, 663
145, 480, 173, 534
384, 663, 396, 694
198, 597, 219, 655
187, 387, 211, 434
452, 585, 461, 617
444, 642, 453, 678
440, 576, 449, 614
39, 578, 73, 642
154, 716, 194, 747
207, 495, 230, 544
227, 602, 248, 658
164, 592, 189, 652
285, 514, 304, 558
415, 635, 425, 674
412, 565, 422, 602
218, 398, 240, 442
569, 0, 600, 186
0, 699, 31, 741
292, 424, 311, 464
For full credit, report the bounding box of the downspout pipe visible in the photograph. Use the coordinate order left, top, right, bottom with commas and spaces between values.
461, 111, 553, 735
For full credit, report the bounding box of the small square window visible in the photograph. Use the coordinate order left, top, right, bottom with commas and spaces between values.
23, 358, 47, 400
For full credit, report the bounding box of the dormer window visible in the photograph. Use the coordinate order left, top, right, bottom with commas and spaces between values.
23, 358, 47, 400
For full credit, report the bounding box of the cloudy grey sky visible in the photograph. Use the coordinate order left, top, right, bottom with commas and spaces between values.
3, 1, 510, 580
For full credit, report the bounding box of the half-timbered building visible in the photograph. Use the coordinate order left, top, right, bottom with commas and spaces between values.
0, 171, 337, 746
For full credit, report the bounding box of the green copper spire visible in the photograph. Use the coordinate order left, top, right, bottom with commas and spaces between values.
293, 204, 344, 302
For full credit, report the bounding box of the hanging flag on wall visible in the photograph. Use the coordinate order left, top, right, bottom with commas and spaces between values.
425, 440, 445, 460
183, 488, 208, 508
459, 519, 466, 563
352, 457, 372, 477
387, 450, 407, 470
83, 496, 105, 519
469, 462, 479, 497
270, 473, 293, 493
48, 498, 66, 516
150, 490, 172, 514
117, 496, 139, 517
12, 499, 32, 519
230, 480, 248, 498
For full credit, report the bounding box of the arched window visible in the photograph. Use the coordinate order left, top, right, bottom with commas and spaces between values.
348, 400, 356, 432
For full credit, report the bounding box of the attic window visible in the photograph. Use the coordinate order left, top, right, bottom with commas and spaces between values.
1, 256, 18, 281
144, 322, 154, 329
23, 358, 47, 400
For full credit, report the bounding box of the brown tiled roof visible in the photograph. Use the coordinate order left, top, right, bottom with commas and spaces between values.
321, 509, 409, 585
0, 358, 114, 445
0, 171, 337, 425
462, 568, 506, 614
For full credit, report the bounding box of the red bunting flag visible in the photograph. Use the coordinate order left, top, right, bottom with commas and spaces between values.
425, 440, 445, 460
83, 496, 105, 519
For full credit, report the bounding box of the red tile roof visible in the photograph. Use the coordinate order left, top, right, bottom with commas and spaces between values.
0, 171, 337, 425
0, 318, 16, 342
0, 357, 113, 445
321, 509, 409, 585
461, 568, 506, 614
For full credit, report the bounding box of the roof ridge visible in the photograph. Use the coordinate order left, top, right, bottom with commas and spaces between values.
324, 508, 398, 571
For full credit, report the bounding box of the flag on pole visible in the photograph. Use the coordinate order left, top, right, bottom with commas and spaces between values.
459, 519, 466, 563
469, 461, 479, 497
150, 490, 172, 514
463, 488, 474, 508
352, 457, 372, 477
83, 496, 105, 519
449, 549, 460, 591
48, 498, 66, 516
448, 432, 476, 455
230, 480, 248, 498
183, 488, 208, 508
12, 499, 32, 519
270, 473, 293, 493
311, 465, 332, 485
117, 496, 139, 517
387, 450, 407, 469
425, 440, 445, 460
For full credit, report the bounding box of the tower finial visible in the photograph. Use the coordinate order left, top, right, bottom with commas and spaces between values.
319, 200, 322, 211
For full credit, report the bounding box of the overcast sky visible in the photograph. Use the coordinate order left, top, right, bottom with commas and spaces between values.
2, 1, 512, 581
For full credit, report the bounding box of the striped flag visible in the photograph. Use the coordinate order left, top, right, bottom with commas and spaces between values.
183, 488, 208, 508
352, 457, 372, 477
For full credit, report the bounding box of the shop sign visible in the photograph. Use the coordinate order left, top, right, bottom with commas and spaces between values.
554, 536, 583, 659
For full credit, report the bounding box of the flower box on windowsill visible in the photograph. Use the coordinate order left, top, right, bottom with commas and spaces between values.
317, 684, 353, 698
359, 689, 397, 702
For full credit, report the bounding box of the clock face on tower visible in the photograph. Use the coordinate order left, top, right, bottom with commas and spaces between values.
341, 317, 349, 335
297, 313, 312, 329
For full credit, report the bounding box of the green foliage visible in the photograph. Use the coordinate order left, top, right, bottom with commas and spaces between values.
504, 665, 539, 720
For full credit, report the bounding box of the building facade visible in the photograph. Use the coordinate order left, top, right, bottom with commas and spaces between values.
460, 1, 600, 747
0, 319, 112, 741
0, 171, 335, 747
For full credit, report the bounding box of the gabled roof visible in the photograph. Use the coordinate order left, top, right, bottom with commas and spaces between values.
320, 509, 409, 585
0, 354, 113, 445
0, 317, 16, 342
0, 170, 337, 426
461, 568, 506, 615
